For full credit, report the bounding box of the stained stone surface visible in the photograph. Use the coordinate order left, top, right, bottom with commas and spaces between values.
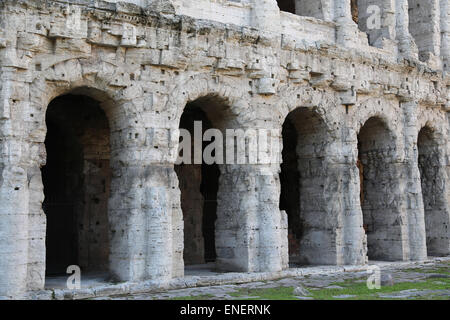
88, 258, 450, 300
0, 0, 449, 299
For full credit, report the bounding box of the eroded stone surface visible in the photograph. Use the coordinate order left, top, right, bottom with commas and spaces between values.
0, 0, 449, 299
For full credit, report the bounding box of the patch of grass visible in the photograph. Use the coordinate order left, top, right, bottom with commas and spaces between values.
169, 294, 216, 300
229, 287, 297, 300
402, 266, 450, 275
310, 277, 450, 300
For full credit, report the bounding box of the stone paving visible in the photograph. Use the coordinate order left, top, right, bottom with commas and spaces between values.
91, 258, 450, 300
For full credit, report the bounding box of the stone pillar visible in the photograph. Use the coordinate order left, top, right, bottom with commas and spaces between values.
295, 0, 334, 21
0, 69, 29, 298
175, 164, 205, 265
395, 0, 419, 59
215, 164, 287, 272
282, 109, 366, 266
297, 154, 359, 265
339, 126, 368, 265
0, 163, 30, 298
402, 101, 427, 261
441, 0, 450, 72
251, 0, 281, 34
408, 0, 441, 64
26, 164, 46, 292
422, 147, 450, 256
108, 143, 177, 281
419, 124, 450, 257
334, 0, 360, 47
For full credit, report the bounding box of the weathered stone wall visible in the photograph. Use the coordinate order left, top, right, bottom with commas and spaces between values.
408, 0, 441, 63
0, 0, 448, 298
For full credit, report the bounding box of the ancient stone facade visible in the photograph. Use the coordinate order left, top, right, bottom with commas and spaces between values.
0, 0, 449, 298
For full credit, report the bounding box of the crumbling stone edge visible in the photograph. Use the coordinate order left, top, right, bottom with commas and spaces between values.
3, 257, 446, 300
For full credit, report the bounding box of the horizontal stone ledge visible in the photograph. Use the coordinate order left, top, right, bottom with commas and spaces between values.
17, 256, 450, 300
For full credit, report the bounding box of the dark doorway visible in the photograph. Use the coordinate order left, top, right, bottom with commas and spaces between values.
418, 126, 449, 257
277, 0, 296, 14
280, 107, 331, 266
358, 117, 400, 261
280, 116, 302, 264
43, 94, 111, 277
175, 101, 220, 266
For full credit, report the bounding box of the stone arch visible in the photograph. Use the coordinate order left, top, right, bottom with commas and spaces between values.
168, 76, 249, 131
357, 115, 407, 261
43, 93, 112, 279
417, 124, 450, 256
276, 86, 370, 266
170, 76, 286, 273
174, 95, 231, 270
276, 85, 339, 131
355, 109, 399, 140
35, 82, 134, 288
31, 60, 142, 133
280, 106, 338, 265
25, 60, 159, 288
172, 81, 246, 272
277, 0, 330, 19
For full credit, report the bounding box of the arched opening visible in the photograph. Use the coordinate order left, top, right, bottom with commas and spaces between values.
175, 97, 230, 273
277, 0, 327, 19
418, 126, 449, 257
280, 107, 331, 266
277, 0, 296, 14
42, 94, 111, 286
358, 117, 400, 261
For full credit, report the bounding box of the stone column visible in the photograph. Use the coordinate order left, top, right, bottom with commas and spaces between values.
441, 113, 450, 256
334, 0, 360, 47
402, 101, 427, 261
417, 118, 450, 257
0, 163, 30, 298
251, 0, 281, 34
395, 0, 419, 59
175, 164, 204, 265
0, 69, 29, 298
422, 141, 450, 257
108, 129, 177, 281
303, 128, 367, 266
441, 0, 450, 72
408, 0, 441, 68
408, 0, 441, 63
215, 163, 287, 273
339, 126, 368, 265
295, 0, 334, 21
